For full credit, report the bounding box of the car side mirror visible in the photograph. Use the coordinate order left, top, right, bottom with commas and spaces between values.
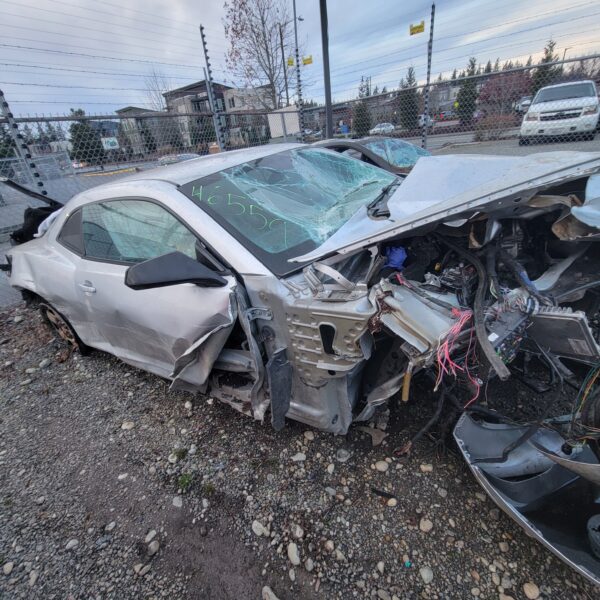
125, 251, 228, 290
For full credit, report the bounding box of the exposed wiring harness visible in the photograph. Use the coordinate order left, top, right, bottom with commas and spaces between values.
435, 235, 511, 381
570, 362, 600, 441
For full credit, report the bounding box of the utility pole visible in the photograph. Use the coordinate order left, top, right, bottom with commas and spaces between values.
319, 0, 333, 138
421, 3, 435, 150
279, 24, 290, 107
199, 24, 226, 151
292, 0, 304, 140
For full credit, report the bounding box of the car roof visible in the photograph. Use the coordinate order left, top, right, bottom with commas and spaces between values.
537, 79, 596, 91
110, 142, 305, 187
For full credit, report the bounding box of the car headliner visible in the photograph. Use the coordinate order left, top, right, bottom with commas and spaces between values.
111, 142, 305, 188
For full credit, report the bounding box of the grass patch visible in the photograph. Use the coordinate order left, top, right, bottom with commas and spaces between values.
173, 448, 188, 461
178, 473, 193, 491
201, 482, 216, 496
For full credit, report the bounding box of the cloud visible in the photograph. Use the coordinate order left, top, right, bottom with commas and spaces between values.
0, 0, 598, 113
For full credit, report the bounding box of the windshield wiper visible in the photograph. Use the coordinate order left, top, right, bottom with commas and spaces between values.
366, 179, 402, 218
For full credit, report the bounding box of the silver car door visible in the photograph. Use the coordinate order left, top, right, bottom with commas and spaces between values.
74, 198, 236, 382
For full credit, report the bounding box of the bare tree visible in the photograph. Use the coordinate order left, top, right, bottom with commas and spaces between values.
144, 67, 171, 111
223, 0, 294, 109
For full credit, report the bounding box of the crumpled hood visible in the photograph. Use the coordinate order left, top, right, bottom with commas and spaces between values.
292, 151, 600, 263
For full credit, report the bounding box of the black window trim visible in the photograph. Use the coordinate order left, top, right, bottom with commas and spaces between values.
56, 196, 229, 273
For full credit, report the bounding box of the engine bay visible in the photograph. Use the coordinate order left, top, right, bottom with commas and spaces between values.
300, 172, 600, 584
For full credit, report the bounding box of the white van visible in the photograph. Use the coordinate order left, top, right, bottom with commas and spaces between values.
519, 80, 599, 145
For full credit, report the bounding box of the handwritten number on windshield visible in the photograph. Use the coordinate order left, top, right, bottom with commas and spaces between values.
188, 185, 290, 249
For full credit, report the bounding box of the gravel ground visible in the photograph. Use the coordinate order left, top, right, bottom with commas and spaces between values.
0, 303, 598, 600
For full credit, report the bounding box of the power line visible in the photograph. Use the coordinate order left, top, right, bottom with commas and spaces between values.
47, 0, 225, 34
308, 0, 600, 74
0, 63, 203, 81
0, 18, 208, 55
0, 34, 230, 75
0, 43, 223, 72
312, 20, 600, 86
0, 0, 223, 45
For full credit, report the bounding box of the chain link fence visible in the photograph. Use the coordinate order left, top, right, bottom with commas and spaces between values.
0, 109, 303, 237
303, 54, 600, 150
2, 54, 600, 237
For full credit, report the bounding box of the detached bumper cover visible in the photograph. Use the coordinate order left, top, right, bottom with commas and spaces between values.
454, 413, 600, 586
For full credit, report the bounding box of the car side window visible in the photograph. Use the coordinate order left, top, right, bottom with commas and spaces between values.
57, 208, 84, 255
81, 199, 198, 264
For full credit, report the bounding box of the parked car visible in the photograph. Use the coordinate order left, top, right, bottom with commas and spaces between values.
368, 122, 395, 135
5, 146, 600, 585
418, 114, 435, 128
515, 95, 532, 114
158, 153, 201, 166
519, 80, 599, 144
436, 109, 456, 121
313, 136, 430, 174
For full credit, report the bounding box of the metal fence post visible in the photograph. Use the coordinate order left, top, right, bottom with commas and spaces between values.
200, 25, 226, 151
281, 113, 288, 142
0, 89, 49, 197
292, 0, 305, 141
421, 3, 435, 150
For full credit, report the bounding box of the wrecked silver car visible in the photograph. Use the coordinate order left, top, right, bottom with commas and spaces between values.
4, 144, 600, 584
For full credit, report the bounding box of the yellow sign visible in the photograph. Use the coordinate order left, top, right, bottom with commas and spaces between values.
287, 57, 294, 67
410, 21, 425, 35
453, 100, 459, 108
302, 55, 313, 66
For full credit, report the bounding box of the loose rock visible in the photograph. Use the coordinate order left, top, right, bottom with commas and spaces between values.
287, 542, 300, 566
419, 518, 433, 533
252, 520, 268, 537
523, 582, 540, 599
262, 586, 280, 600
145, 529, 157, 544
375, 460, 389, 473
65, 539, 79, 551
147, 540, 160, 557
419, 566, 434, 584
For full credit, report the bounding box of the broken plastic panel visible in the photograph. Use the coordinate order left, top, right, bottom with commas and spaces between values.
454, 413, 600, 586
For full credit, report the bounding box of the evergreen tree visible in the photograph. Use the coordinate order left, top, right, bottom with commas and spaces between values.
69, 109, 106, 165
0, 124, 15, 159
493, 58, 500, 72
353, 101, 371, 137
451, 69, 457, 80
372, 85, 379, 95
398, 67, 419, 130
531, 39, 562, 94
484, 60, 492, 74
358, 77, 371, 98
456, 57, 478, 124
381, 86, 388, 94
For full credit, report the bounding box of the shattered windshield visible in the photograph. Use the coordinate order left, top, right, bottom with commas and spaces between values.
365, 138, 430, 169
179, 148, 396, 274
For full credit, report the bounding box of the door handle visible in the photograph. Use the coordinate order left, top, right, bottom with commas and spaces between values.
78, 281, 96, 294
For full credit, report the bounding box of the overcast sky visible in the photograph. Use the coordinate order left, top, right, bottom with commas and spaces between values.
1, 0, 599, 116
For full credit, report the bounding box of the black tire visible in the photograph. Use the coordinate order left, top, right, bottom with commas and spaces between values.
39, 302, 90, 355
